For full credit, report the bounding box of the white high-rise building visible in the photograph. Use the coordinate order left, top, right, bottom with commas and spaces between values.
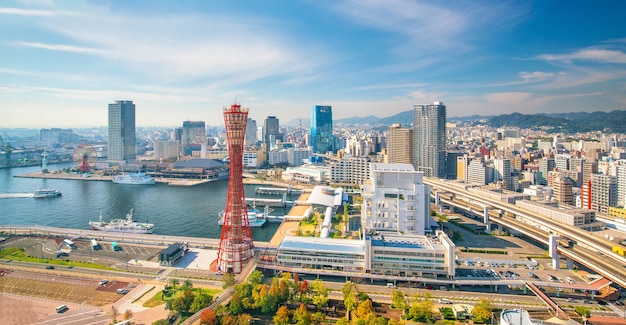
361, 163, 431, 235
617, 165, 626, 207
494, 158, 513, 191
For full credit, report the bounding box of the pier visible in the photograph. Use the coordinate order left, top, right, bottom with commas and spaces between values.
255, 186, 302, 195
245, 194, 294, 208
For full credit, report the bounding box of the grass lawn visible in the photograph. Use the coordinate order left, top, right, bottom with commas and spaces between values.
143, 287, 222, 308
0, 247, 117, 271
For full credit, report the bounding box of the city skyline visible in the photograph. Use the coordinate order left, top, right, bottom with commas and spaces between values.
2, 1, 626, 128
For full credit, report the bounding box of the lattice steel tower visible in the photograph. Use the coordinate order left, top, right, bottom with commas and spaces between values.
217, 103, 254, 274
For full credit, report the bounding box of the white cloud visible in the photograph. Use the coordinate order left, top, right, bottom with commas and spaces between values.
518, 71, 556, 82
17, 41, 105, 54
0, 7, 54, 16
539, 48, 626, 64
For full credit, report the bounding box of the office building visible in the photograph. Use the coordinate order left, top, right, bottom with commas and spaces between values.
108, 100, 136, 161
40, 128, 79, 148
182, 121, 206, 156
413, 102, 446, 178
361, 163, 431, 235
618, 165, 626, 207
154, 140, 180, 161
537, 158, 555, 185
245, 118, 257, 146
310, 105, 334, 154
387, 124, 413, 165
467, 158, 487, 185
494, 158, 514, 191
264, 116, 282, 153
456, 155, 470, 182
552, 173, 574, 205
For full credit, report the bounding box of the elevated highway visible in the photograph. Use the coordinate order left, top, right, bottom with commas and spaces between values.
425, 178, 626, 289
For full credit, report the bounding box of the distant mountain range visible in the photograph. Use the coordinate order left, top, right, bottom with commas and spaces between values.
285, 110, 626, 133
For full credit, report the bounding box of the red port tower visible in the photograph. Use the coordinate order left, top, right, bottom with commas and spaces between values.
217, 103, 254, 274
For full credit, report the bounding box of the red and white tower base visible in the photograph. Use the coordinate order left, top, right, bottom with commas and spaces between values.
216, 103, 254, 274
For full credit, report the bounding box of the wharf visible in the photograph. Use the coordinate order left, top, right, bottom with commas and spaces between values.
14, 171, 212, 186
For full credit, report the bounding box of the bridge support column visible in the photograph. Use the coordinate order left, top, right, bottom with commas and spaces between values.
549, 235, 560, 269
565, 258, 573, 270
493, 284, 498, 292
483, 206, 491, 233
435, 191, 444, 213
523, 286, 527, 294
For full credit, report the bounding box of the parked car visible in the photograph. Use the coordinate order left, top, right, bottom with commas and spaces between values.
98, 279, 109, 286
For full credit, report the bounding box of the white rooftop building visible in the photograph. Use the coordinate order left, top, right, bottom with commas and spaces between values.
361, 163, 431, 235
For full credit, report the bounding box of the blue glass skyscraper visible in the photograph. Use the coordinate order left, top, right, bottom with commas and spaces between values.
310, 105, 334, 154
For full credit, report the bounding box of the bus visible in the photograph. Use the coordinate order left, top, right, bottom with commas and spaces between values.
91, 239, 100, 250
112, 241, 121, 251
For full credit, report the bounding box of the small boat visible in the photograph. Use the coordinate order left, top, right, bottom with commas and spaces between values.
89, 209, 154, 234
34, 189, 62, 198
112, 172, 156, 185
218, 206, 269, 228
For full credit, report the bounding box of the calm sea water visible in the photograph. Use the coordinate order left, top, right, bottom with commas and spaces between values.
0, 163, 286, 241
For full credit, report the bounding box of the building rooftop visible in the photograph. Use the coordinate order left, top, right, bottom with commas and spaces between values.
279, 236, 365, 255
173, 158, 225, 169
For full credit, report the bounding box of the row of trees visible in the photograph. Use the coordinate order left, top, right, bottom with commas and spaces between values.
391, 289, 494, 323
195, 272, 402, 325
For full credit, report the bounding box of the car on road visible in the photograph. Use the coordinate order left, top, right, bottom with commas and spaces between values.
615, 301, 624, 306
56, 305, 68, 313
45, 265, 55, 269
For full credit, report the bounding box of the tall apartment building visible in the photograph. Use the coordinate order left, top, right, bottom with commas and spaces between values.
617, 165, 626, 207
361, 163, 431, 235
591, 173, 617, 214
108, 100, 136, 161
413, 101, 446, 178
387, 124, 413, 165
154, 140, 180, 160
494, 158, 513, 191
554, 155, 569, 171
552, 174, 574, 205
582, 160, 598, 186
537, 157, 555, 185
467, 158, 487, 185
245, 118, 257, 146
182, 121, 206, 155
310, 105, 334, 154
330, 156, 371, 185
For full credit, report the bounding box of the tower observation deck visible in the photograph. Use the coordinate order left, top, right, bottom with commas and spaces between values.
217, 103, 254, 274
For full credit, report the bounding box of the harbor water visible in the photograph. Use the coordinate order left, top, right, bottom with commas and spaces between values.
0, 163, 289, 241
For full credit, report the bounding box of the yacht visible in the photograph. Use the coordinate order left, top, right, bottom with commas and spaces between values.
89, 209, 154, 234
34, 189, 62, 198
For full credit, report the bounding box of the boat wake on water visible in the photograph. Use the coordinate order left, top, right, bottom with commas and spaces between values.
0, 193, 35, 199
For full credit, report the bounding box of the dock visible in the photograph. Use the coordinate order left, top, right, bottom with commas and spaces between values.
255, 186, 302, 195
245, 194, 294, 208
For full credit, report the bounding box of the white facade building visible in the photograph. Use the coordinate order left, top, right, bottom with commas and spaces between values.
361, 163, 431, 235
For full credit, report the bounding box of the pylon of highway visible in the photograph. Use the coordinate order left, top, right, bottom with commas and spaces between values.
216, 103, 254, 274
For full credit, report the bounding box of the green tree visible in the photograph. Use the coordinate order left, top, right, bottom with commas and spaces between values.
312, 311, 327, 325
336, 318, 350, 325
151, 320, 170, 325
310, 279, 329, 309
190, 291, 214, 313
293, 303, 311, 325
273, 305, 290, 325
228, 293, 244, 315
472, 299, 493, 324
343, 281, 359, 320
391, 288, 407, 311
248, 270, 264, 286
223, 272, 235, 289
408, 299, 434, 323
575, 306, 591, 318
169, 278, 179, 290
182, 279, 193, 290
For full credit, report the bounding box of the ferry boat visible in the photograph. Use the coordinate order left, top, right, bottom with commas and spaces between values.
89, 209, 154, 234
217, 206, 268, 227
112, 172, 156, 185
34, 189, 62, 198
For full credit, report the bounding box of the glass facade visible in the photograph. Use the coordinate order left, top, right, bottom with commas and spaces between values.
310, 105, 334, 154
108, 100, 136, 161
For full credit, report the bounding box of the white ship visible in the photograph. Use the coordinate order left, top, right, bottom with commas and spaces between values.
34, 189, 62, 198
112, 172, 156, 185
89, 209, 154, 234
218, 205, 269, 228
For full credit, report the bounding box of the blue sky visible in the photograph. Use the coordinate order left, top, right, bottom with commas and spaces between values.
1, 0, 626, 128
